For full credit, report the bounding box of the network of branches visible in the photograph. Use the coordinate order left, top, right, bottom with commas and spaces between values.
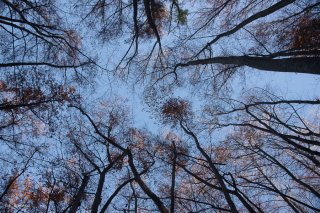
0, 0, 319, 212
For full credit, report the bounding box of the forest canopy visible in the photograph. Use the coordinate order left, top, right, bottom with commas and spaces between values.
0, 0, 319, 212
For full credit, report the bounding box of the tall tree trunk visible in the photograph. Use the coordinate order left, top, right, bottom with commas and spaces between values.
177, 56, 320, 75
69, 174, 90, 213
91, 173, 106, 213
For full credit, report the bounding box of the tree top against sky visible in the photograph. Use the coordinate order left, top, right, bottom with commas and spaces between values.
0, 0, 320, 212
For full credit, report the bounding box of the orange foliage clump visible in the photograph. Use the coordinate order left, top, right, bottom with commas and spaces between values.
162, 98, 191, 123
292, 16, 320, 49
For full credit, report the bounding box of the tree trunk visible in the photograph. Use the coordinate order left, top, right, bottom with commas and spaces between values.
91, 173, 106, 213
177, 56, 320, 75
69, 175, 90, 213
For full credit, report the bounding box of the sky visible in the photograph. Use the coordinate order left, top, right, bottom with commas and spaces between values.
46, 0, 320, 135
1, 1, 319, 212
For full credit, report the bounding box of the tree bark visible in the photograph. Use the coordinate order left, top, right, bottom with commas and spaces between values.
69, 174, 90, 213
91, 173, 106, 213
127, 149, 169, 213
176, 56, 320, 75
170, 141, 177, 213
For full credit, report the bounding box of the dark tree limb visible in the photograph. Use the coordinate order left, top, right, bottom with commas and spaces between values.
127, 149, 169, 213
176, 56, 320, 75
196, 0, 295, 56
179, 121, 239, 213
68, 174, 90, 213
142, 0, 162, 49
